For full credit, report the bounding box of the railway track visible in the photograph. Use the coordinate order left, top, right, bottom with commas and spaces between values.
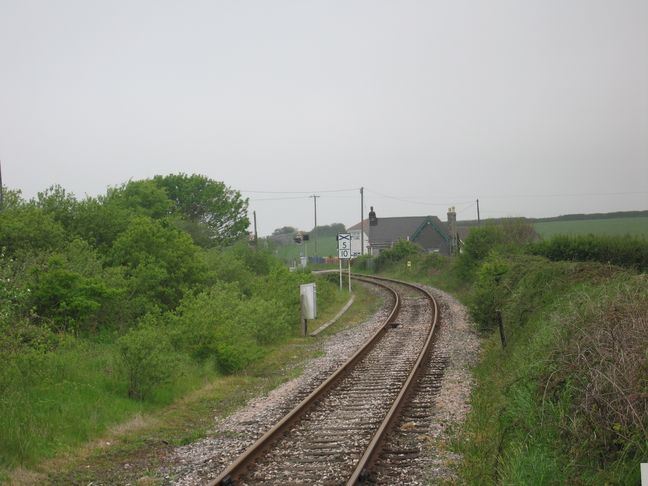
208, 275, 441, 485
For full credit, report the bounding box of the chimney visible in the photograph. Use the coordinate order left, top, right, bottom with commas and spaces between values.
447, 207, 458, 255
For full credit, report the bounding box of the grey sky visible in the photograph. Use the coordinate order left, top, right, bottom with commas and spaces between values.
1, 0, 646, 235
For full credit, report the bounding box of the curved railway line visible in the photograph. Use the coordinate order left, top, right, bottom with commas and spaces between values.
208, 275, 443, 485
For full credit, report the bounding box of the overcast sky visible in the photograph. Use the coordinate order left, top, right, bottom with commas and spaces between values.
1, 1, 646, 235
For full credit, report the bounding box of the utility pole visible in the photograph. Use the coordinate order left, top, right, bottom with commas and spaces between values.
253, 210, 258, 247
310, 195, 320, 258
360, 187, 364, 256
476, 198, 481, 226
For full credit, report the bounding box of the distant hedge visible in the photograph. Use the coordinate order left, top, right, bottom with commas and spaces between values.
529, 234, 648, 272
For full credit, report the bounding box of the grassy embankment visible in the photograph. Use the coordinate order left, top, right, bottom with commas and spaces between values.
360, 226, 647, 485
5, 277, 380, 485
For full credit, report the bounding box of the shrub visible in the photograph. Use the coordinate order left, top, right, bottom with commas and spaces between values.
456, 219, 537, 280
374, 240, 422, 272
118, 319, 178, 400
467, 253, 509, 332
351, 254, 373, 272
29, 256, 120, 334
544, 277, 648, 469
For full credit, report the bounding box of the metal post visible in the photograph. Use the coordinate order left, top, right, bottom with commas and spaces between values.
339, 257, 343, 290
348, 259, 351, 292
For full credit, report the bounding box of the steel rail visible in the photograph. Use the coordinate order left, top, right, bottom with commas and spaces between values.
346, 275, 439, 484
208, 275, 401, 486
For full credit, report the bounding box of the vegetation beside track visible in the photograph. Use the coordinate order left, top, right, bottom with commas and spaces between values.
0, 176, 353, 483
358, 223, 648, 485
40, 281, 379, 485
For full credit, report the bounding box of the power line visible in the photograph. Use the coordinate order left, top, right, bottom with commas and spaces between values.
249, 195, 311, 202
478, 190, 648, 199
365, 188, 473, 207
242, 188, 358, 194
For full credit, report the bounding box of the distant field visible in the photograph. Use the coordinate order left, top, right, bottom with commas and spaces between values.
534, 216, 648, 238
273, 235, 339, 262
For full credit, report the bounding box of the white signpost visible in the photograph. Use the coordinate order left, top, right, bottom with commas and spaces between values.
337, 233, 352, 291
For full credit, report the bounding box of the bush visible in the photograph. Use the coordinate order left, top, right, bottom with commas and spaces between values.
467, 253, 509, 332
544, 277, 648, 470
118, 319, 178, 400
30, 256, 119, 334
171, 282, 294, 373
456, 219, 537, 280
351, 254, 373, 272
456, 253, 644, 484
374, 240, 422, 272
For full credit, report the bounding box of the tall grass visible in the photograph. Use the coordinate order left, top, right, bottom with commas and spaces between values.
455, 256, 647, 485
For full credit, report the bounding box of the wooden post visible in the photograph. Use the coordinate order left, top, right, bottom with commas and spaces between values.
497, 309, 507, 348
253, 210, 258, 247
300, 294, 308, 336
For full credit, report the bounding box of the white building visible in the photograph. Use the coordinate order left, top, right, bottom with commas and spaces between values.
349, 220, 370, 257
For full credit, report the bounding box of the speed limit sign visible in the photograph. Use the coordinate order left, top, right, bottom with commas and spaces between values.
337, 233, 351, 259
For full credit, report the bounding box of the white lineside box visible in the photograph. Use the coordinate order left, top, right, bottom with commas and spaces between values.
300, 283, 317, 320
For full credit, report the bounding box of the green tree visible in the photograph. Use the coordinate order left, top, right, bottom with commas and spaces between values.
33, 185, 78, 230
154, 173, 249, 246
0, 206, 66, 254
0, 187, 25, 209
106, 180, 172, 220
70, 197, 132, 251
110, 216, 207, 309
30, 256, 118, 334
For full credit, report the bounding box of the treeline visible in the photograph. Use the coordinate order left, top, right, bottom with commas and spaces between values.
0, 174, 338, 473
457, 209, 648, 227
530, 209, 648, 222
357, 220, 647, 485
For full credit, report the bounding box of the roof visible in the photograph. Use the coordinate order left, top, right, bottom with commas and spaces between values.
351, 216, 450, 246
348, 219, 369, 233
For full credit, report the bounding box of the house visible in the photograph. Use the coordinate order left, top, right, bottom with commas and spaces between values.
348, 221, 370, 257
348, 209, 463, 256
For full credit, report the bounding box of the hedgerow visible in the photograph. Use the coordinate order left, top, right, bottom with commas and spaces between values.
529, 233, 648, 271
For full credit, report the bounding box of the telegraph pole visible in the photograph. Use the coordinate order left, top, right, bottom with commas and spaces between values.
0, 160, 3, 209
360, 187, 364, 255
477, 198, 481, 225
310, 195, 320, 257
253, 210, 258, 247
